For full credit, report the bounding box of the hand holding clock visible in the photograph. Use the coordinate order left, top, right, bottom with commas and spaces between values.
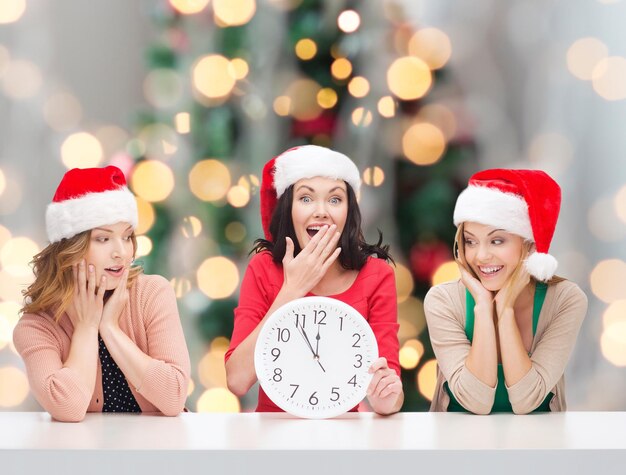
366, 357, 404, 415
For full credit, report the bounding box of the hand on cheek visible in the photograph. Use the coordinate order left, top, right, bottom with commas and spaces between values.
458, 265, 493, 306
67, 259, 106, 330
495, 268, 531, 317
100, 267, 130, 331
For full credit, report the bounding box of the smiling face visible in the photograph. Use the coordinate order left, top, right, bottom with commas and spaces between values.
291, 176, 348, 249
84, 222, 135, 290
462, 221, 524, 292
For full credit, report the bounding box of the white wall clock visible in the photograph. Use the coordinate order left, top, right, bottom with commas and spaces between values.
254, 296, 378, 419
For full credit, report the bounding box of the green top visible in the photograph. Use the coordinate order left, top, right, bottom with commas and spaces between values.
444, 282, 553, 413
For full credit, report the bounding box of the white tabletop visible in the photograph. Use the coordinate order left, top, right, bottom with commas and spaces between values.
2, 411, 625, 474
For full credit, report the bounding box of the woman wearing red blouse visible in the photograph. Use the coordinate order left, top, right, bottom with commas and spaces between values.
225, 146, 403, 415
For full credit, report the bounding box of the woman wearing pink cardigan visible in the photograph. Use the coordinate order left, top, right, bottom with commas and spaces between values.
13, 166, 190, 422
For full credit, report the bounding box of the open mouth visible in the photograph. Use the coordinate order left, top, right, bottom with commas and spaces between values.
306, 226, 323, 238
105, 266, 124, 277
477, 265, 503, 277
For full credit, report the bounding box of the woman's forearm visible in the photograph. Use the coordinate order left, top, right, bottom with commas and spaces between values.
63, 324, 100, 394
98, 324, 151, 390
497, 308, 532, 386
465, 302, 498, 388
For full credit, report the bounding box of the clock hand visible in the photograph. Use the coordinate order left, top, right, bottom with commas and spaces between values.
315, 324, 321, 357
297, 324, 326, 372
297, 323, 317, 358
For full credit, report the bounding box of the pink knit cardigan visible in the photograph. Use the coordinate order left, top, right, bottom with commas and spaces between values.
13, 274, 191, 422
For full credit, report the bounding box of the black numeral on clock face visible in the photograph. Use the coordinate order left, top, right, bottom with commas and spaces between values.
330, 387, 340, 401
354, 354, 362, 368
352, 333, 361, 348
313, 310, 326, 325
289, 384, 299, 398
348, 375, 357, 387
277, 328, 291, 342
294, 314, 306, 329
309, 392, 319, 405
339, 316, 343, 331
271, 348, 280, 362
273, 368, 283, 382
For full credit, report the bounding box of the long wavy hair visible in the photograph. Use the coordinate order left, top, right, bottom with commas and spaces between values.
251, 182, 393, 270
21, 230, 142, 322
453, 223, 564, 306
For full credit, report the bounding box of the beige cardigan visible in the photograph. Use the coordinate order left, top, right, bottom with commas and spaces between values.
13, 274, 191, 422
424, 279, 587, 414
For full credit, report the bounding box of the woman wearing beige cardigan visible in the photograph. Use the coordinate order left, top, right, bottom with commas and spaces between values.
424, 169, 587, 414
14, 166, 190, 422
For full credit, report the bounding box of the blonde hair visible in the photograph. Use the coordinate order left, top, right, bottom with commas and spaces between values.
22, 230, 142, 322
453, 223, 564, 305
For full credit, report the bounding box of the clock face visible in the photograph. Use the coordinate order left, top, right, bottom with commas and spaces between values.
254, 296, 378, 419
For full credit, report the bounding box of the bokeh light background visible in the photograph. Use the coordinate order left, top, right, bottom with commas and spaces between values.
1, 0, 625, 412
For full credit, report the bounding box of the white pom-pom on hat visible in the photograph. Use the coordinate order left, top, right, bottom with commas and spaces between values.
524, 252, 559, 282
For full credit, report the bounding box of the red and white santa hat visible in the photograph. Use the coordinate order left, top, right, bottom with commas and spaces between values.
46, 166, 138, 243
260, 145, 361, 240
453, 168, 562, 281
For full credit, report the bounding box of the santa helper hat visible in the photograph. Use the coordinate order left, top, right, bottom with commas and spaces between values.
453, 169, 562, 281
260, 145, 361, 240
46, 166, 138, 243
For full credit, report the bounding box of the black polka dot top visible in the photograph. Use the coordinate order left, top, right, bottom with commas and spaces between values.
98, 334, 141, 413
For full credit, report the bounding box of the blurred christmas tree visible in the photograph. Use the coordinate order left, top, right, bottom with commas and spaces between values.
125, 0, 476, 412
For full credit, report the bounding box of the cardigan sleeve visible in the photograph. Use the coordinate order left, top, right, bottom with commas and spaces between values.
505, 282, 588, 414
225, 253, 274, 362
134, 276, 191, 416
424, 282, 496, 414
366, 261, 401, 376
13, 315, 92, 422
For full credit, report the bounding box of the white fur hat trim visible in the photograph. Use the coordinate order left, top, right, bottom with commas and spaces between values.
274, 145, 361, 197
46, 188, 138, 243
453, 185, 533, 241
